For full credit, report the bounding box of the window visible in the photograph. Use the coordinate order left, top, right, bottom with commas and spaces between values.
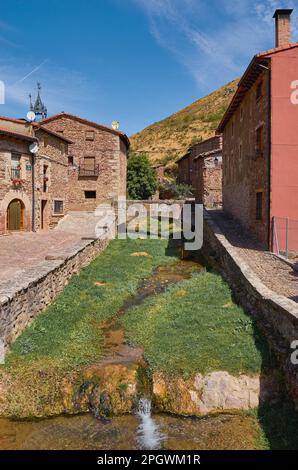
84, 156, 95, 168
11, 153, 21, 179
44, 135, 49, 147
68, 156, 74, 166
256, 192, 263, 220
79, 156, 99, 177
84, 191, 96, 199
85, 130, 95, 141
256, 126, 264, 157
53, 200, 64, 214
256, 81, 263, 102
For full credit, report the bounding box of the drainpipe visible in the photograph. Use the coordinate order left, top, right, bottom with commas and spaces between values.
31, 153, 36, 232
267, 63, 272, 250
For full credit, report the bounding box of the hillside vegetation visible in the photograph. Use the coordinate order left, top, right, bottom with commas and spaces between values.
130, 79, 239, 165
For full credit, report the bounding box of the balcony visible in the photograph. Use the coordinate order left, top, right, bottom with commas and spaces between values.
11, 167, 21, 179
78, 164, 99, 177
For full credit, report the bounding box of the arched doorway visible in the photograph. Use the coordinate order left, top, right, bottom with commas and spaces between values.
7, 199, 25, 231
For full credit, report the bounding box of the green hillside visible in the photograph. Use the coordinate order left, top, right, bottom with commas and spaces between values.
130, 79, 239, 165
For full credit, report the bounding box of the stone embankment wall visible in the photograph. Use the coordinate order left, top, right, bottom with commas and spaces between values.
0, 234, 111, 351
201, 211, 298, 407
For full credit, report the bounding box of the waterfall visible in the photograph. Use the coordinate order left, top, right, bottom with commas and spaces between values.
136, 398, 165, 450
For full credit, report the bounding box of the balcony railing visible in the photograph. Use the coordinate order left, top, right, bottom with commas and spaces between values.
11, 168, 21, 179
78, 164, 99, 177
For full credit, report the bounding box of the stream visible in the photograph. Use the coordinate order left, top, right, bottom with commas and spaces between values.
0, 410, 258, 450
0, 256, 260, 450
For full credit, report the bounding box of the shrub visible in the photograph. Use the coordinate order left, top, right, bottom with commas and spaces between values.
127, 153, 158, 200
159, 181, 194, 200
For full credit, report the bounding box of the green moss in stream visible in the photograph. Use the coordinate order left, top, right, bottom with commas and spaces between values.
4, 238, 179, 372
120, 272, 275, 377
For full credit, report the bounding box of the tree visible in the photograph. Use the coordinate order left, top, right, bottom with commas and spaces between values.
127, 153, 158, 200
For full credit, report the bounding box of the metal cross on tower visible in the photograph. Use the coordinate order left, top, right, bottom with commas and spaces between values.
29, 82, 47, 120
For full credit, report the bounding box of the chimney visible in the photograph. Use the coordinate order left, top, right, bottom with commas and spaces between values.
273, 9, 293, 48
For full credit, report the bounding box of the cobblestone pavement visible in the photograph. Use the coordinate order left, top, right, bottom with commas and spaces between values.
209, 210, 298, 303
0, 230, 84, 284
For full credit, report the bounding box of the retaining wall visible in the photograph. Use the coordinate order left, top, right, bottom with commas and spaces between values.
202, 210, 298, 407
0, 234, 111, 351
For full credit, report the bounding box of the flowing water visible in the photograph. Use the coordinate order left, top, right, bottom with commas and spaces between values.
0, 411, 258, 450
136, 399, 166, 450
0, 257, 260, 450
97, 258, 203, 367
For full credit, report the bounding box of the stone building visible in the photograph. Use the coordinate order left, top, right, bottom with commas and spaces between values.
41, 112, 129, 211
0, 117, 71, 234
153, 164, 165, 183
217, 9, 298, 249
177, 135, 222, 207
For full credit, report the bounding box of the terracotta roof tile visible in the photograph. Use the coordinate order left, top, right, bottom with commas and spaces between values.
41, 112, 130, 148
0, 116, 72, 144
0, 126, 37, 142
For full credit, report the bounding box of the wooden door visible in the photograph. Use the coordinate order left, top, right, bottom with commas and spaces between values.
7, 200, 24, 231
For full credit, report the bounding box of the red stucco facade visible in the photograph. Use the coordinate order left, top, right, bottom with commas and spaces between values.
270, 47, 298, 251
219, 41, 298, 251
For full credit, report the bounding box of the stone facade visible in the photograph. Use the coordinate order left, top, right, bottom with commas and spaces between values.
220, 71, 270, 246
41, 113, 129, 211
0, 118, 70, 234
177, 135, 222, 207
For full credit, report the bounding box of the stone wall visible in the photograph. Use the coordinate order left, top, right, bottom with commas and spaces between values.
195, 157, 222, 207
35, 128, 69, 230
201, 210, 298, 407
0, 137, 33, 234
177, 136, 222, 207
0, 233, 111, 351
222, 70, 270, 246
0, 120, 70, 234
43, 115, 128, 211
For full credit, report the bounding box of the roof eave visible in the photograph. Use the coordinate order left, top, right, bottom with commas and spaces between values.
41, 112, 130, 149
0, 128, 38, 143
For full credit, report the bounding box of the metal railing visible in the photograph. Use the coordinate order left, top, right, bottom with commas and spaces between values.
78, 164, 99, 177
272, 216, 298, 258
11, 167, 21, 179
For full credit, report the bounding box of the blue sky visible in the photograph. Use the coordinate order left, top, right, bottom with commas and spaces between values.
0, 0, 297, 135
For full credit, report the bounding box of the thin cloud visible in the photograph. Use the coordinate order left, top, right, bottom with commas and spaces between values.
15, 60, 48, 84
0, 20, 19, 47
255, 0, 298, 36
132, 0, 297, 91
0, 59, 102, 116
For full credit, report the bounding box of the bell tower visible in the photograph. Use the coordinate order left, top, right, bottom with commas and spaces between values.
29, 82, 47, 120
